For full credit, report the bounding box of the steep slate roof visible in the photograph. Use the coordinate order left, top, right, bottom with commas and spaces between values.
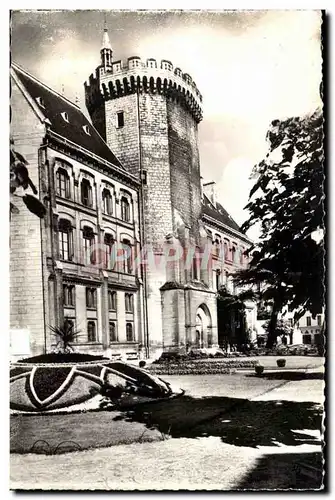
202, 193, 245, 235
12, 63, 123, 169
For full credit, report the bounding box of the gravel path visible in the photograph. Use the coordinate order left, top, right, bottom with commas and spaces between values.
10, 365, 325, 491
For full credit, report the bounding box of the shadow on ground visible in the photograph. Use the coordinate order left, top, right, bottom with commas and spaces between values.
237, 452, 324, 490
11, 395, 323, 454
247, 372, 325, 381
114, 395, 322, 448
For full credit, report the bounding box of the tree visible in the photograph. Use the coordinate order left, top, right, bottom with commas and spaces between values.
50, 322, 82, 354
234, 109, 324, 348
217, 286, 255, 349
10, 141, 46, 219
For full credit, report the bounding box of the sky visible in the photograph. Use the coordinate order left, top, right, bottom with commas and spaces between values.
10, 9, 322, 238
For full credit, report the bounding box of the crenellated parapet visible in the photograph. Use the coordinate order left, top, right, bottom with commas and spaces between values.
85, 56, 203, 123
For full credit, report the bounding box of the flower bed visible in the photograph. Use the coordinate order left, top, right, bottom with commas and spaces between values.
10, 360, 174, 412
147, 359, 258, 375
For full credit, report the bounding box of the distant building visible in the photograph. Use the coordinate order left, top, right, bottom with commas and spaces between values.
286, 310, 325, 346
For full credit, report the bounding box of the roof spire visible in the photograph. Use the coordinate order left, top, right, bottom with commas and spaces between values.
101, 13, 112, 51
100, 13, 113, 71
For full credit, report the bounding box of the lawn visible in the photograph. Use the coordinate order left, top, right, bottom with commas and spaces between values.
10, 370, 324, 455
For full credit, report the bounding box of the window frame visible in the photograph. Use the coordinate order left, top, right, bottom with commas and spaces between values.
104, 233, 115, 269
306, 316, 312, 327
108, 290, 117, 311
121, 239, 132, 274
120, 196, 131, 222
87, 320, 97, 342
82, 226, 95, 265
102, 188, 113, 215
81, 178, 93, 207
63, 284, 75, 307
86, 287, 97, 309
109, 321, 117, 343
125, 293, 134, 313
56, 168, 71, 199
116, 111, 124, 128
126, 322, 134, 342
58, 219, 74, 261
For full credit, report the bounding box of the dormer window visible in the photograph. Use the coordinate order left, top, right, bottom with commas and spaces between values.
82, 125, 91, 135
36, 97, 45, 108
61, 112, 69, 123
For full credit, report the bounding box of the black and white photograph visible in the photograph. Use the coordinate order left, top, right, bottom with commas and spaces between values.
9, 8, 325, 491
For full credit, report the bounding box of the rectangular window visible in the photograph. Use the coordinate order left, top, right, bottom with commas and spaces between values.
56, 168, 71, 199
126, 322, 134, 342
108, 290, 117, 311
63, 285, 75, 307
117, 111, 124, 128
125, 293, 134, 313
121, 240, 132, 273
86, 288, 97, 309
83, 227, 95, 265
306, 316, 312, 327
317, 315, 322, 326
109, 321, 117, 343
81, 179, 93, 207
58, 220, 73, 261
87, 320, 97, 342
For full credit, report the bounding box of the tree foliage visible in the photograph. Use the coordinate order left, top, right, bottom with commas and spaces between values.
50, 322, 82, 354
234, 109, 324, 347
217, 286, 255, 348
10, 142, 46, 219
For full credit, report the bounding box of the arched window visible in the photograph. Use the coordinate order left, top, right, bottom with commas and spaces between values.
224, 241, 229, 261
213, 238, 220, 257
108, 290, 117, 311
121, 239, 132, 273
56, 168, 70, 199
58, 219, 74, 261
81, 178, 93, 207
87, 321, 96, 342
125, 293, 134, 313
231, 246, 236, 263
109, 321, 117, 343
126, 322, 134, 342
83, 226, 95, 265
104, 233, 115, 269
121, 196, 130, 222
216, 270, 221, 291
102, 188, 113, 215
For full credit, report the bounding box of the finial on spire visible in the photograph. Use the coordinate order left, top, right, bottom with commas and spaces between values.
101, 13, 112, 51
100, 13, 113, 70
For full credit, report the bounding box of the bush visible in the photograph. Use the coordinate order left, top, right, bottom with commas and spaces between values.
255, 365, 264, 376
147, 359, 258, 375
18, 353, 108, 364
276, 358, 286, 368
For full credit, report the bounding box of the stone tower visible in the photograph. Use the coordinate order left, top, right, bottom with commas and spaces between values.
85, 28, 218, 356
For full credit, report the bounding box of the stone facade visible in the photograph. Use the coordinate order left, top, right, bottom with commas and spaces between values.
85, 42, 254, 357
10, 64, 144, 360
10, 32, 254, 361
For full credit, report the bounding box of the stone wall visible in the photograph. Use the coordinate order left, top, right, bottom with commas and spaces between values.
10, 78, 46, 356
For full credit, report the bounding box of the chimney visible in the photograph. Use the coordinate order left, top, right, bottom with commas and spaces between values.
203, 181, 216, 206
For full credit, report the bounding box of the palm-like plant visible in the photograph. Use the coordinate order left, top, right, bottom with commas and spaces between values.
50, 322, 82, 354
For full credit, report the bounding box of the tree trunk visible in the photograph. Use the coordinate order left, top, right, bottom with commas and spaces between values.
266, 306, 279, 348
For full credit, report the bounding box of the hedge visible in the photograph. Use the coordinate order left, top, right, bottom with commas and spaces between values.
147, 359, 258, 375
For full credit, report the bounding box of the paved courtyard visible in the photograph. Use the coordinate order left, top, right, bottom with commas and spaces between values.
10, 358, 325, 491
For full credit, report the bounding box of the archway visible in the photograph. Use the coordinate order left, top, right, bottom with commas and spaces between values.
195, 304, 212, 348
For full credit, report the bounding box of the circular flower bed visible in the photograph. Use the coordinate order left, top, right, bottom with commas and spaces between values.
10, 357, 174, 412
